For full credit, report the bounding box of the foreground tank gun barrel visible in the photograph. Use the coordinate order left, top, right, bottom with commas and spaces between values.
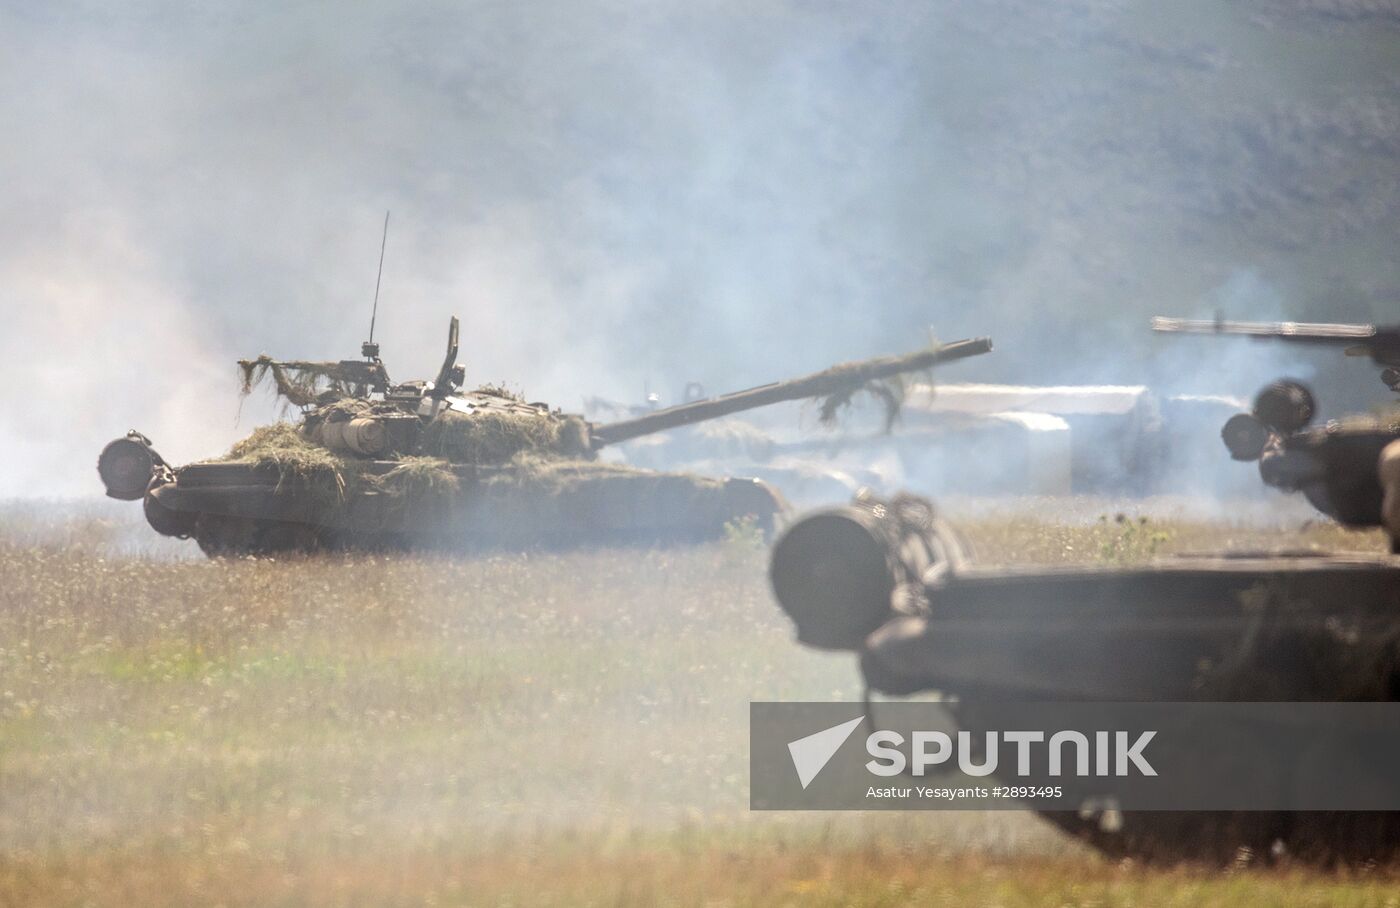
586, 337, 993, 448
1153, 315, 1400, 550
1150, 315, 1400, 393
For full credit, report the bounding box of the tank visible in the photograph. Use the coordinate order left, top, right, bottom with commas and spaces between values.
1151, 316, 1400, 550
97, 317, 992, 555
765, 319, 1400, 865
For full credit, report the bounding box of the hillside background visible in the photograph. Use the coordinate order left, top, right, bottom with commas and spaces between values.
2, 0, 1398, 494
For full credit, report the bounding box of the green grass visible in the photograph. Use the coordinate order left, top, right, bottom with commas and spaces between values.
0, 503, 1392, 905
8, 843, 1400, 907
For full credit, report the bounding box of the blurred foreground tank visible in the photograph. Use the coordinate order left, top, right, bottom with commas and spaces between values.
98, 317, 991, 556
765, 318, 1400, 864
770, 492, 1400, 864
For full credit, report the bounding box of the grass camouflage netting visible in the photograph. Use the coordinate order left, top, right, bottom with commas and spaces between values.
804, 346, 950, 432
215, 424, 463, 509
374, 456, 460, 498
817, 372, 917, 432
302, 386, 591, 466
489, 452, 676, 494
302, 396, 409, 428
209, 412, 641, 515
473, 382, 525, 401
420, 409, 591, 465
237, 357, 375, 409
219, 425, 461, 500
218, 423, 350, 502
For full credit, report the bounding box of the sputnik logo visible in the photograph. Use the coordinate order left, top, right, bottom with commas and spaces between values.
787, 715, 865, 789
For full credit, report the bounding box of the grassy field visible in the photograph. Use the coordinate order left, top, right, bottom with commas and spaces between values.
0, 498, 1395, 906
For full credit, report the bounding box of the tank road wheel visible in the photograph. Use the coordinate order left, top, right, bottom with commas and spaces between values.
1381, 438, 1400, 553
1035, 811, 1286, 866
195, 514, 258, 557
720, 478, 787, 538
256, 520, 324, 555
1037, 810, 1400, 866
1282, 812, 1400, 866
194, 514, 323, 558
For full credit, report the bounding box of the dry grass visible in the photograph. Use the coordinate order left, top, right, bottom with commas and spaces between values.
954, 511, 1389, 564
7, 844, 1400, 907
0, 500, 1393, 906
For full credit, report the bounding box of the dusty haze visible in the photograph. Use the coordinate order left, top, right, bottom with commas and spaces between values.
3, 1, 1398, 497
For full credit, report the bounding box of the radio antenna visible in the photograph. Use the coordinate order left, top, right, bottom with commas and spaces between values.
366, 210, 390, 351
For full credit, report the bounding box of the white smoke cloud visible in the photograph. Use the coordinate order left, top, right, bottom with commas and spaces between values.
1, 1, 1395, 497
0, 211, 236, 494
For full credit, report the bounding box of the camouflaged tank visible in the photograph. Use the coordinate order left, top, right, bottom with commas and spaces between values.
98, 317, 991, 556
767, 318, 1400, 865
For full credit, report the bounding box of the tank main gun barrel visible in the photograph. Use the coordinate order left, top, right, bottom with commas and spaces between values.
1152, 316, 1400, 392
587, 336, 993, 448
1151, 315, 1389, 343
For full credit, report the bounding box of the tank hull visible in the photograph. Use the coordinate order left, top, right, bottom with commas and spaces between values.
148, 461, 785, 556
860, 555, 1400, 700
864, 555, 1400, 864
